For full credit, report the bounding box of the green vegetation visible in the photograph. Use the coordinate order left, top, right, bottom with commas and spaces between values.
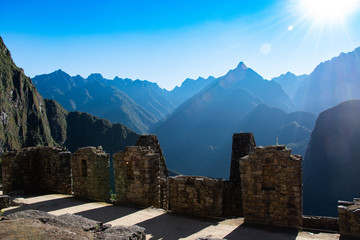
0, 37, 139, 155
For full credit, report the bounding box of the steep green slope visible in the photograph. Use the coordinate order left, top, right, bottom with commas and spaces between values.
0, 37, 55, 153
0, 37, 139, 156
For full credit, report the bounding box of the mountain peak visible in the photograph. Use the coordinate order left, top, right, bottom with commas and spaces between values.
87, 73, 104, 81
236, 61, 248, 71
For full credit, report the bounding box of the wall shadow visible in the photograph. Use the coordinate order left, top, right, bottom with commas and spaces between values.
75, 204, 142, 223
3, 195, 87, 216
224, 223, 299, 240
135, 213, 218, 240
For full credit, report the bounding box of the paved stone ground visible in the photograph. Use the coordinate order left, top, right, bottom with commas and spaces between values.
2, 194, 340, 240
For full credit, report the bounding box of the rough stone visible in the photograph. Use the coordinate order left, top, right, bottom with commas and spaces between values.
240, 145, 302, 228
72, 146, 110, 202
2, 147, 71, 195
0, 195, 11, 209
113, 135, 168, 209
338, 198, 360, 238
168, 176, 223, 217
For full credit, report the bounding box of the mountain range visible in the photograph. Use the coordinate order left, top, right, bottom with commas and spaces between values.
33, 70, 215, 133
155, 62, 315, 178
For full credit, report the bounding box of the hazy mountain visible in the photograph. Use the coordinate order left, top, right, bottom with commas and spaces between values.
294, 47, 360, 114
0, 37, 138, 155
33, 70, 219, 132
167, 76, 216, 106
272, 72, 308, 99
156, 62, 307, 178
34, 71, 157, 133
303, 100, 360, 217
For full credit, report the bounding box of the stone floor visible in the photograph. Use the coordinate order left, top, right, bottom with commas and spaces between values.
2, 194, 340, 240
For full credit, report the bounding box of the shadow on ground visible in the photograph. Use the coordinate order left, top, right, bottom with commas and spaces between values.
224, 223, 298, 240
3, 196, 86, 215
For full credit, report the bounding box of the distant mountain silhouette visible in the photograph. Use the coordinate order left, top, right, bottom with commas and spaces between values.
303, 100, 360, 217
272, 72, 307, 100
294, 47, 360, 114
34, 71, 158, 133
155, 63, 311, 178
167, 76, 216, 106
33, 70, 216, 133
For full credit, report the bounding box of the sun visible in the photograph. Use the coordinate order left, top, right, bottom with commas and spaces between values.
299, 0, 359, 23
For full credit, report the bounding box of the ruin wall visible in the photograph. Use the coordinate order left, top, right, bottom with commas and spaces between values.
2, 147, 71, 195
338, 198, 360, 238
240, 145, 303, 228
71, 146, 110, 202
168, 176, 223, 217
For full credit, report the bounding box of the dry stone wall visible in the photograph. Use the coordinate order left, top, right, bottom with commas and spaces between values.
240, 145, 302, 228
338, 198, 360, 238
71, 147, 110, 202
113, 135, 168, 209
1, 147, 71, 194
223, 133, 256, 217
0, 133, 310, 230
113, 146, 168, 208
168, 176, 223, 217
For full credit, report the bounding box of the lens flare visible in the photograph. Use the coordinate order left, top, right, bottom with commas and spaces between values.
299, 0, 359, 23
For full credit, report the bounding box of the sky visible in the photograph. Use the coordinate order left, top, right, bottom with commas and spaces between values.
1, 0, 360, 90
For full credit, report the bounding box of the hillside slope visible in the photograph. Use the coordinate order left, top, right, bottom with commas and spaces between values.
0, 37, 139, 155
303, 100, 360, 216
0, 37, 55, 152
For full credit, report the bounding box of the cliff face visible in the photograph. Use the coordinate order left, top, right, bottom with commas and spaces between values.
0, 37, 55, 153
0, 37, 139, 154
303, 100, 360, 216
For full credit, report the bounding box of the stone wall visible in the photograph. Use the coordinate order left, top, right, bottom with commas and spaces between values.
113, 135, 168, 209
338, 198, 360, 238
168, 176, 223, 217
223, 133, 256, 217
1, 147, 71, 194
230, 133, 256, 183
136, 135, 169, 209
240, 145, 302, 228
222, 181, 243, 217
71, 147, 110, 202
302, 216, 339, 232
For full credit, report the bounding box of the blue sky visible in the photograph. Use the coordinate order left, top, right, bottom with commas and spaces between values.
1, 0, 360, 90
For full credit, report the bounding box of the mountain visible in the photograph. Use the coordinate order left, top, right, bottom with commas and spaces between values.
99, 76, 176, 120
0, 36, 139, 155
34, 71, 157, 133
155, 63, 308, 179
303, 100, 360, 217
272, 72, 307, 99
0, 37, 55, 153
167, 76, 216, 106
33, 70, 218, 133
294, 47, 360, 114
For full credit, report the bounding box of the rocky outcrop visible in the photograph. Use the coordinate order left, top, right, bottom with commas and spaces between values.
338, 198, 360, 238
4, 210, 146, 240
